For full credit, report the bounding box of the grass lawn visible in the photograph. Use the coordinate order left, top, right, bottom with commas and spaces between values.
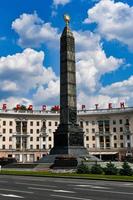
1, 170, 133, 182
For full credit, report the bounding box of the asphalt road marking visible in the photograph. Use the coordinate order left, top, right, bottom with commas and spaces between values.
0, 188, 33, 194
0, 181, 8, 183
16, 182, 57, 188
28, 187, 75, 193
0, 193, 24, 198
53, 190, 75, 193
76, 185, 109, 189
51, 194, 92, 200
74, 188, 133, 195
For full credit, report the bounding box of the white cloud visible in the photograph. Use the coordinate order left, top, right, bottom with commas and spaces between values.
1, 81, 18, 92
77, 91, 123, 109
53, 0, 71, 7
0, 97, 32, 109
100, 76, 133, 98
85, 0, 133, 50
12, 12, 60, 48
33, 80, 60, 105
74, 30, 123, 93
0, 48, 58, 96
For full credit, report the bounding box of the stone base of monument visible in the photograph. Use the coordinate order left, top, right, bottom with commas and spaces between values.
51, 155, 78, 169
37, 124, 99, 169
37, 150, 99, 169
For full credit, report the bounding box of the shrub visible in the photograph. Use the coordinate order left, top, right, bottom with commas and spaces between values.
119, 161, 133, 176
104, 162, 118, 175
91, 163, 103, 174
77, 163, 90, 174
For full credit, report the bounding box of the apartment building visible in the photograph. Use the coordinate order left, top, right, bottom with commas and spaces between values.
0, 106, 133, 162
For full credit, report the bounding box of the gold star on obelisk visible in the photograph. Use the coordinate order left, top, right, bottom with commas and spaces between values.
63, 14, 70, 26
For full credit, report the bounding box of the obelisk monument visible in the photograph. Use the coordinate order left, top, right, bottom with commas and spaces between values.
50, 14, 88, 156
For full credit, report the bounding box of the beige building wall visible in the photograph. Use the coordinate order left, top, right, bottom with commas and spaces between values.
0, 108, 133, 162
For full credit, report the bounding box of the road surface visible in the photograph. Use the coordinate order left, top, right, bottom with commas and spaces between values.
0, 175, 132, 199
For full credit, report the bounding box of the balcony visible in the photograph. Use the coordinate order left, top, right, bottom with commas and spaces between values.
95, 131, 111, 136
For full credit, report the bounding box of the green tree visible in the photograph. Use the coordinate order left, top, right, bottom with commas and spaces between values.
119, 161, 133, 176
104, 162, 118, 175
91, 163, 103, 174
77, 163, 90, 174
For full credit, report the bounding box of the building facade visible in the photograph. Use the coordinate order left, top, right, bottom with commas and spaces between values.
0, 107, 133, 162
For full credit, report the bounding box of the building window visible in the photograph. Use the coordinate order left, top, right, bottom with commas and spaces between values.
86, 121, 89, 126
114, 135, 117, 140
36, 121, 40, 126
127, 135, 130, 140
86, 144, 89, 148
80, 121, 83, 128
126, 119, 129, 124
92, 136, 95, 141
30, 121, 33, 126
120, 127, 123, 132
30, 137, 33, 141
119, 119, 123, 124
120, 143, 124, 148
3, 137, 5, 141
86, 129, 89, 133
9, 129, 12, 134
86, 136, 89, 141
92, 121, 95, 125
36, 145, 39, 149
3, 121, 6, 126
127, 143, 131, 148
9, 145, 12, 150
30, 129, 33, 134
36, 137, 39, 141
92, 128, 95, 133
36, 129, 40, 134
106, 143, 110, 148
2, 145, 5, 149
43, 121, 46, 127
43, 137, 45, 141
49, 129, 52, 133
43, 145, 46, 149
9, 121, 13, 126
93, 144, 95, 148
49, 137, 52, 141
114, 143, 117, 148
120, 135, 123, 140
9, 137, 12, 141
48, 121, 52, 126
3, 129, 6, 134
113, 120, 116, 125
55, 122, 58, 126
113, 127, 116, 132
30, 145, 33, 149
49, 144, 52, 149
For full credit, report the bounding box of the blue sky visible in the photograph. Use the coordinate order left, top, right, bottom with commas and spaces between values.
0, 0, 133, 109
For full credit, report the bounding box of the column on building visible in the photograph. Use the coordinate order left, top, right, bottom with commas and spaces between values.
123, 135, 127, 148
103, 135, 106, 149
12, 136, 16, 150
110, 134, 114, 148
95, 135, 100, 149
130, 134, 133, 148
26, 136, 30, 149
0, 136, 2, 149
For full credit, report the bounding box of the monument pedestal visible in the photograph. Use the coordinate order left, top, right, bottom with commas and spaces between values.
50, 123, 88, 156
